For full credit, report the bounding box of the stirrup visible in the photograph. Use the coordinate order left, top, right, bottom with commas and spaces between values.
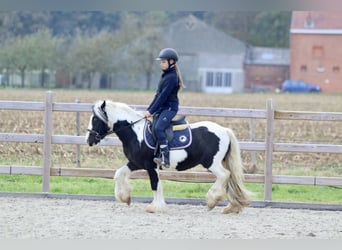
153, 154, 170, 168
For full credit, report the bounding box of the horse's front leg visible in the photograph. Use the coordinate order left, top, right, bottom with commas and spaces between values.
145, 167, 166, 213
114, 164, 132, 205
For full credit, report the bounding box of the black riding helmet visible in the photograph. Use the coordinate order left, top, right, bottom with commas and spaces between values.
156, 48, 178, 68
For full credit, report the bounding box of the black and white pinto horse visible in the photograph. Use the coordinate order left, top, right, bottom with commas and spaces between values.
86, 100, 251, 214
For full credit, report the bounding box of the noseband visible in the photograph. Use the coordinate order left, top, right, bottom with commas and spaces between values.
87, 128, 114, 141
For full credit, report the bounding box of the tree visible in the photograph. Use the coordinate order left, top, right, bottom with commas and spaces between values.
1, 35, 35, 87
203, 11, 291, 47
65, 30, 119, 89
1, 11, 51, 37
248, 11, 291, 47
0, 29, 62, 88
116, 11, 166, 89
29, 29, 63, 87
128, 30, 163, 90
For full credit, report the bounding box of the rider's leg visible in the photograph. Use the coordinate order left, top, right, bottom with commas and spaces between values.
154, 143, 170, 167
153, 109, 176, 168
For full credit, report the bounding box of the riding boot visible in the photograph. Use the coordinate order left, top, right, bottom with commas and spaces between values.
153, 144, 170, 168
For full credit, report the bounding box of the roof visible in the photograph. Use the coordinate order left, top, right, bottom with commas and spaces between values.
291, 11, 342, 34
163, 15, 246, 55
244, 46, 289, 66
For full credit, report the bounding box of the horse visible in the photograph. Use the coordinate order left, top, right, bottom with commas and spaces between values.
85, 100, 252, 214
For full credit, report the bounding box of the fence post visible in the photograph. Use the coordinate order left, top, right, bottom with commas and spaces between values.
264, 99, 274, 202
249, 118, 257, 173
75, 99, 81, 167
42, 91, 53, 193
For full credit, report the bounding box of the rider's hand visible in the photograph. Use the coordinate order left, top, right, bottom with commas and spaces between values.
145, 111, 151, 118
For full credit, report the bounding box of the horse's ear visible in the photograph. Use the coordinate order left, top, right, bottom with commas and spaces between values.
101, 100, 106, 110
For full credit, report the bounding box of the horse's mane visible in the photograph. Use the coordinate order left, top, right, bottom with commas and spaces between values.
94, 100, 142, 124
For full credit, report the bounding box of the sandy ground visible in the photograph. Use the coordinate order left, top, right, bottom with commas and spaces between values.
0, 197, 342, 239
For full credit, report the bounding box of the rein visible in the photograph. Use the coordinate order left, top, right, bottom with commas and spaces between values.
114, 116, 147, 134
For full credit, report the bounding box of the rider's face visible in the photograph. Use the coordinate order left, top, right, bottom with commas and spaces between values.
160, 59, 175, 70
160, 59, 169, 70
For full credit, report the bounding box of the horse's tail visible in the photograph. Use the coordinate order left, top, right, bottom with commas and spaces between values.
223, 128, 252, 211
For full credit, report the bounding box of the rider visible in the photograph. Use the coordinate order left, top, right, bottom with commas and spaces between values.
145, 48, 185, 168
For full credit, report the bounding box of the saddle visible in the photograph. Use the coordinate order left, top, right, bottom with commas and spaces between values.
143, 115, 192, 151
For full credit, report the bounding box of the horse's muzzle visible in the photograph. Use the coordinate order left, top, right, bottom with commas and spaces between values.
87, 138, 100, 147
87, 129, 101, 146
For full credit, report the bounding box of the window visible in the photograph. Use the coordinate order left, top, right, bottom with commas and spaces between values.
333, 66, 340, 73
300, 65, 307, 72
206, 72, 214, 87
203, 70, 232, 89
224, 73, 232, 87
304, 13, 314, 28
215, 72, 222, 87
312, 46, 324, 58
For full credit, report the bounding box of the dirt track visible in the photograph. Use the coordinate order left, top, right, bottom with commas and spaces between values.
1, 197, 342, 239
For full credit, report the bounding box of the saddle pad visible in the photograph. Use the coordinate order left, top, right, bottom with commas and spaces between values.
143, 122, 192, 150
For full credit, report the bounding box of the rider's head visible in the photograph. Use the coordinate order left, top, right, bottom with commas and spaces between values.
156, 48, 179, 70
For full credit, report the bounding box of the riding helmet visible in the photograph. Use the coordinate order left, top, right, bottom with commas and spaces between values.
156, 48, 179, 62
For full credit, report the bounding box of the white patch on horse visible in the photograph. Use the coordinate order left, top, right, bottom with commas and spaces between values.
114, 165, 132, 205
105, 101, 145, 143
131, 113, 145, 144
170, 149, 187, 169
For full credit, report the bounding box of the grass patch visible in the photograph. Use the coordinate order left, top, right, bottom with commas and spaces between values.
0, 175, 43, 192
271, 184, 342, 204
1, 174, 341, 204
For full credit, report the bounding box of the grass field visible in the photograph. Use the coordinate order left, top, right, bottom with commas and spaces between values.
1, 175, 342, 204
0, 88, 341, 203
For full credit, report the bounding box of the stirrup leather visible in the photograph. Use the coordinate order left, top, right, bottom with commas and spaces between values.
153, 149, 170, 168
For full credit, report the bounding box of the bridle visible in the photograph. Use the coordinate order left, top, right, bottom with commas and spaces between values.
87, 108, 147, 141
87, 128, 112, 142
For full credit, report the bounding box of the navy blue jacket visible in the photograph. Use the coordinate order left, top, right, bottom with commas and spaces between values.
147, 66, 179, 115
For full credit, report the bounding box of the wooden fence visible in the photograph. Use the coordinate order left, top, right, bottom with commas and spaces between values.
0, 91, 342, 202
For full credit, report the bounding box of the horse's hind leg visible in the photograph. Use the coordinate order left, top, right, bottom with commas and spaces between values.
114, 165, 132, 205
206, 164, 230, 210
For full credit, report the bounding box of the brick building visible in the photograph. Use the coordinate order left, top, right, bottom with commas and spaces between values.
290, 11, 342, 93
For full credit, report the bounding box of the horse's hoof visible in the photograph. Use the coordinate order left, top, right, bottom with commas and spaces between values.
207, 206, 214, 211
145, 203, 166, 213
222, 205, 241, 214
126, 197, 131, 206
207, 199, 217, 211
145, 204, 157, 213
115, 194, 131, 206
206, 196, 219, 210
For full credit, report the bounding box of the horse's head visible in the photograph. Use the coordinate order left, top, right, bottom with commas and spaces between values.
86, 99, 144, 146
86, 100, 111, 146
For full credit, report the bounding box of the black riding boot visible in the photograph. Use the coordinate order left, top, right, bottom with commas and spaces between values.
153, 145, 170, 168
